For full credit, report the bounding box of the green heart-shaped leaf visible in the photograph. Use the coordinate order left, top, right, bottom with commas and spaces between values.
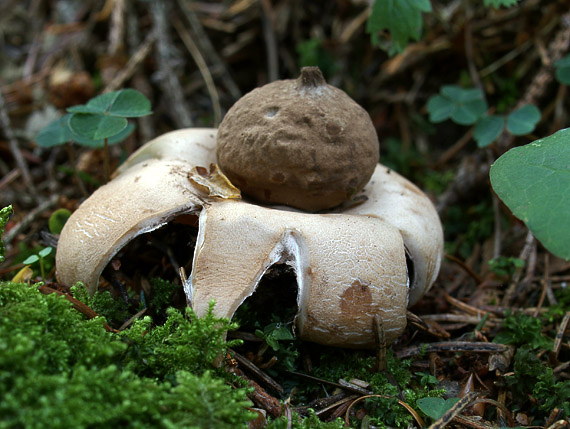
38, 247, 53, 258
441, 86, 484, 103
68, 91, 121, 114
35, 115, 74, 148
23, 255, 39, 265
417, 397, 460, 420
490, 128, 570, 260
69, 123, 136, 148
451, 99, 487, 125
506, 104, 540, 136
427, 95, 454, 123
555, 54, 570, 85
69, 113, 128, 140
107, 89, 152, 117
67, 89, 151, 117
474, 115, 505, 147
427, 86, 487, 126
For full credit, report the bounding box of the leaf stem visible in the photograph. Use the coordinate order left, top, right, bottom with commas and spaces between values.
39, 256, 45, 280
66, 142, 88, 197
103, 138, 110, 183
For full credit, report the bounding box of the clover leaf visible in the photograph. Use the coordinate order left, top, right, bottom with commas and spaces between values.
555, 54, 570, 85
68, 89, 151, 141
427, 86, 487, 125
474, 115, 505, 148
67, 89, 151, 117
506, 104, 541, 136
36, 114, 136, 149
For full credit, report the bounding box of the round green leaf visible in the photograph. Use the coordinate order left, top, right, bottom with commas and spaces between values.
67, 89, 151, 118
35, 115, 73, 148
451, 99, 487, 125
69, 123, 136, 148
108, 89, 152, 117
23, 255, 39, 265
490, 128, 570, 260
49, 208, 71, 234
67, 92, 120, 114
506, 104, 540, 136
427, 95, 455, 123
38, 247, 53, 258
474, 115, 505, 147
441, 86, 484, 103
555, 54, 570, 85
69, 113, 128, 140
428, 86, 488, 125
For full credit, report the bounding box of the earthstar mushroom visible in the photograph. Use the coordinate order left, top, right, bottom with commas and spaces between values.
56, 128, 443, 348
56, 68, 442, 348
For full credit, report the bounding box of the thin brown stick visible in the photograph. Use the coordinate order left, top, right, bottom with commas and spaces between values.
284, 371, 372, 396
232, 350, 283, 394
553, 312, 570, 360
37, 285, 115, 332
496, 11, 570, 153
0, 169, 20, 191
444, 254, 483, 284
176, 0, 242, 100
104, 31, 155, 93
344, 395, 425, 428
435, 128, 474, 166
228, 365, 282, 418
0, 91, 37, 199
534, 253, 550, 317
395, 341, 509, 359
172, 16, 222, 126
373, 315, 387, 372
260, 0, 279, 82
151, 0, 194, 128
65, 143, 88, 197
407, 310, 451, 338
314, 394, 358, 417
103, 138, 111, 183
501, 231, 535, 306
108, 0, 126, 56
430, 391, 479, 429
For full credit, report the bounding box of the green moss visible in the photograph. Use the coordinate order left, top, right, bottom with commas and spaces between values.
305, 348, 443, 428
121, 302, 243, 379
507, 345, 570, 419
71, 283, 130, 327
493, 311, 552, 350
0, 205, 12, 264
0, 282, 255, 428
149, 277, 179, 317
267, 410, 345, 428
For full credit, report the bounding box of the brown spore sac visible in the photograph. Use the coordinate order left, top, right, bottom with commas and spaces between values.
216, 66, 379, 211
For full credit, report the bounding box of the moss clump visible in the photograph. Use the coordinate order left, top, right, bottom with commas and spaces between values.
507, 346, 570, 419
267, 410, 345, 428
0, 205, 12, 264
71, 282, 131, 327
121, 302, 243, 379
0, 282, 255, 428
